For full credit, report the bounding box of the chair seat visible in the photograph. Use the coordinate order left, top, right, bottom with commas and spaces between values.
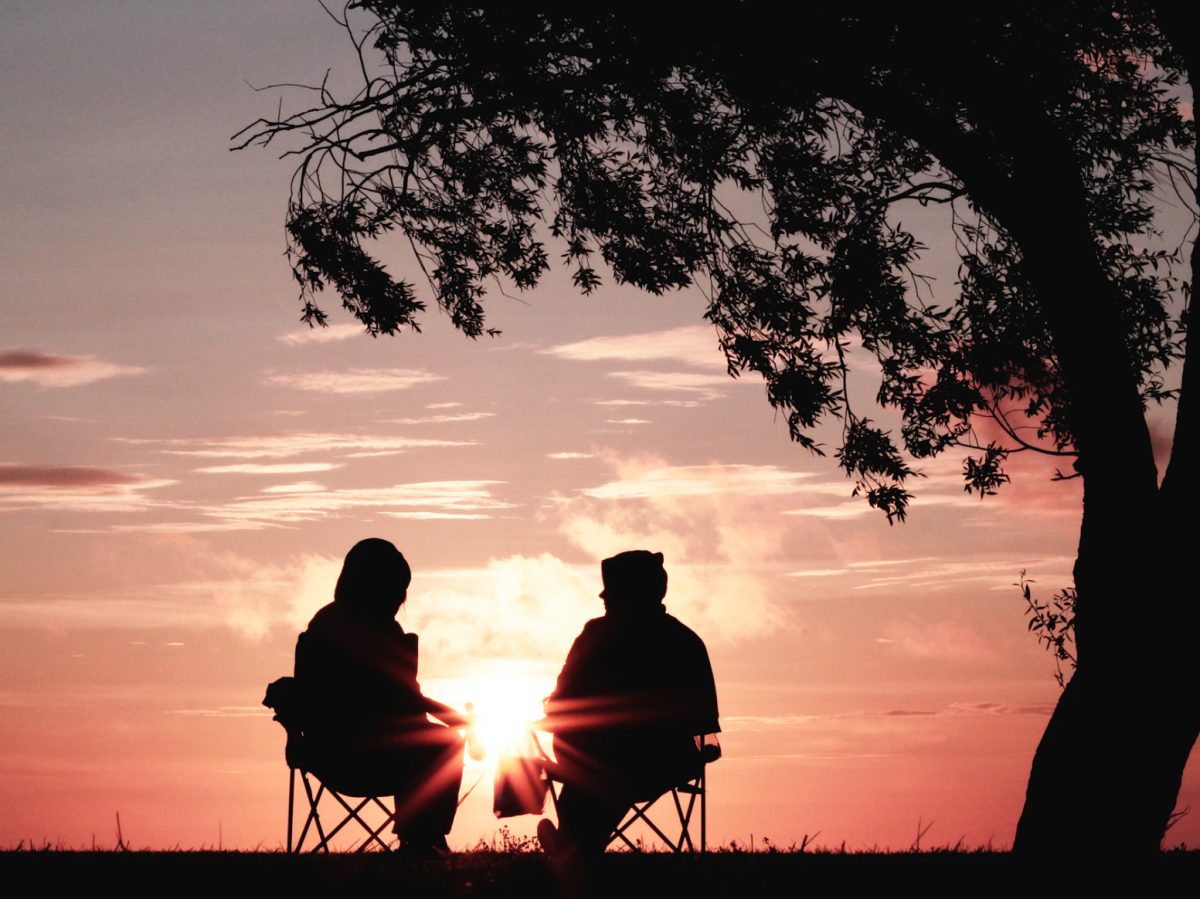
534, 731, 716, 853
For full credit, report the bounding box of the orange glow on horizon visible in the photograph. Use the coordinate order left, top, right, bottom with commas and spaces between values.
2, 2, 1199, 853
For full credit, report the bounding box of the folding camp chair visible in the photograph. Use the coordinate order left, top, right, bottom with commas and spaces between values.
265, 676, 399, 853
535, 731, 720, 853
287, 766, 398, 853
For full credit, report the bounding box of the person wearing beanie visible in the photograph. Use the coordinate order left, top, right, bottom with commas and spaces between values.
540, 550, 720, 859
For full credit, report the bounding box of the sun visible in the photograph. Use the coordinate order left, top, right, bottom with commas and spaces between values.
427, 666, 555, 765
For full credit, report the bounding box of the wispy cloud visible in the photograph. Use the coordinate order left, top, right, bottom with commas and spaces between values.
388, 412, 496, 425
203, 480, 514, 527
119, 432, 474, 460
547, 452, 595, 460
852, 556, 1074, 593
0, 464, 144, 489
194, 463, 340, 475
260, 482, 326, 494
543, 325, 723, 370
0, 350, 145, 387
607, 370, 730, 396
0, 464, 173, 513
782, 501, 873, 520
784, 554, 1073, 596
277, 323, 363, 345
167, 706, 269, 718
103, 480, 510, 533
783, 487, 989, 520
877, 619, 996, 661
606, 418, 651, 425
580, 463, 838, 501
785, 568, 854, 578
949, 701, 1054, 716
848, 557, 942, 569
542, 326, 737, 402
558, 458, 807, 641
266, 368, 444, 394
594, 398, 703, 408
382, 511, 493, 520
92, 480, 506, 537
725, 701, 1053, 730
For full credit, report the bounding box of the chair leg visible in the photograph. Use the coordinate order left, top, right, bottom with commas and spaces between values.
297, 775, 329, 853
624, 799, 680, 849
366, 796, 398, 851
672, 786, 697, 852
323, 791, 390, 852
607, 777, 706, 854
538, 729, 713, 856
609, 811, 641, 851
287, 768, 296, 854
313, 794, 369, 851
289, 770, 402, 853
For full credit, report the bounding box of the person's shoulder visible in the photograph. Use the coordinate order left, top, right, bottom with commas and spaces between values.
576, 615, 608, 638
302, 602, 339, 633
662, 611, 709, 647
566, 615, 611, 649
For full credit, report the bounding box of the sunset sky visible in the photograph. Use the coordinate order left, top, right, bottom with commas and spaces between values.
2, 1, 1196, 851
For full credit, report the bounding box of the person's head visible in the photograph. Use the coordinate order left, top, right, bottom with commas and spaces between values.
600, 550, 668, 615
334, 537, 412, 620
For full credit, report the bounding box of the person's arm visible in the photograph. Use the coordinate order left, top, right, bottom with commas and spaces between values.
421, 694, 469, 728
542, 624, 600, 733
692, 635, 721, 735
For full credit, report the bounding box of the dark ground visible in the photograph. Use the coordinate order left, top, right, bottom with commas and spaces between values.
3, 849, 1197, 895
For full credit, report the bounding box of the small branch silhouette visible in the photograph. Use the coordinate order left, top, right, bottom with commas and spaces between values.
115, 812, 129, 852
911, 818, 933, 851
1018, 570, 1077, 688
1166, 805, 1190, 833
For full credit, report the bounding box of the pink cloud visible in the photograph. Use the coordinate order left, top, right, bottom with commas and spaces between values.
0, 464, 144, 489
608, 370, 730, 396
277, 323, 363, 345
194, 463, 339, 475
878, 619, 996, 661
543, 325, 724, 370
0, 350, 145, 387
0, 464, 173, 512
119, 432, 473, 459
266, 368, 443, 394
387, 412, 495, 425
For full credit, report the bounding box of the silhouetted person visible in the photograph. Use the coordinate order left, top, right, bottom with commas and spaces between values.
540, 550, 720, 859
293, 537, 466, 856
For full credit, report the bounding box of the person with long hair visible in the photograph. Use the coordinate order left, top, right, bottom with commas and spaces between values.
294, 537, 466, 856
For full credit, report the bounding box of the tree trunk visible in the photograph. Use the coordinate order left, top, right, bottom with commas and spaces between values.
1011, 198, 1199, 855
1013, 570, 1200, 855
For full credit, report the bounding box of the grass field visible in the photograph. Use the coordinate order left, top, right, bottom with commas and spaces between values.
3, 847, 1197, 895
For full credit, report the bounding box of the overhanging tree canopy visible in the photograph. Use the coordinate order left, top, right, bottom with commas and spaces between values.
238, 2, 1198, 853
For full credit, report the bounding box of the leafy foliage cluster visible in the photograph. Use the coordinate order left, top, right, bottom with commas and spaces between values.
1018, 572, 1078, 688
235, 4, 1193, 521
